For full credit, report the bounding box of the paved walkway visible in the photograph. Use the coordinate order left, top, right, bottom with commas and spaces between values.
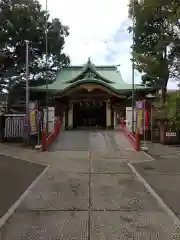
0, 154, 45, 219
0, 131, 180, 239
50, 129, 133, 152
132, 142, 180, 220
146, 142, 180, 160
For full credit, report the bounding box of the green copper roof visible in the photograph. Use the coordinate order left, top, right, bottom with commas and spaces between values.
32, 59, 147, 92
59, 78, 126, 97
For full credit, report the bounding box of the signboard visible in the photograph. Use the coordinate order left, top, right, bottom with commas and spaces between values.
136, 101, 144, 134
27, 102, 38, 135
29, 110, 36, 133
125, 107, 136, 132
43, 107, 55, 133
166, 132, 176, 137
137, 108, 143, 132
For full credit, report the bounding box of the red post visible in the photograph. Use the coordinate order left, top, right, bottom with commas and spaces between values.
121, 119, 125, 129
135, 129, 140, 151
57, 119, 60, 134
54, 120, 58, 136
59, 120, 61, 133
56, 119, 59, 134
41, 129, 47, 151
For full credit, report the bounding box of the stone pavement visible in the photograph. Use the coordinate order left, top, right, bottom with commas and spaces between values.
0, 154, 45, 219
132, 142, 180, 220
0, 131, 180, 239
50, 129, 133, 152
0, 142, 38, 162
146, 142, 180, 160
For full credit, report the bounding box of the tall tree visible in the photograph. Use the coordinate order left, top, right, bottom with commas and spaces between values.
0, 0, 70, 93
128, 0, 180, 90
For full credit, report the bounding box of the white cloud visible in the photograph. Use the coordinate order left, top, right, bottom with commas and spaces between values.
40, 0, 177, 89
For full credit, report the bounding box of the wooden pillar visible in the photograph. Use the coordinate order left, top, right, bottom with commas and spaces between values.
106, 99, 111, 128
114, 109, 117, 129
68, 101, 73, 129
62, 111, 65, 129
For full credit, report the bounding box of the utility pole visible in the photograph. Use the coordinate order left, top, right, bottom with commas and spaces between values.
131, 0, 135, 133
25, 40, 29, 110
45, 0, 49, 134
24, 40, 30, 144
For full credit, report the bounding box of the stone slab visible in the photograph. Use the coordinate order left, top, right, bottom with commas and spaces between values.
50, 130, 133, 153
32, 155, 90, 172
91, 151, 151, 162
91, 159, 132, 174
90, 132, 111, 152
50, 131, 90, 151
133, 160, 180, 174
149, 153, 180, 161
19, 172, 89, 210
139, 174, 180, 217
0, 154, 45, 219
0, 145, 36, 161
0, 211, 88, 240
91, 174, 162, 211
31, 151, 90, 167
50, 157, 89, 173
91, 211, 180, 239
146, 142, 180, 161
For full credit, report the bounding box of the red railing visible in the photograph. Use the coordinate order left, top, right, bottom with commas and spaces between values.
120, 120, 140, 151
41, 119, 61, 151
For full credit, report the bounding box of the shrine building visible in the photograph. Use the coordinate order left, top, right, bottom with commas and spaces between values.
12, 58, 155, 129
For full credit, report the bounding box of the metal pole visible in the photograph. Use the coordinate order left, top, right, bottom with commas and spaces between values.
45, 0, 48, 134
25, 40, 30, 144
143, 100, 146, 147
151, 104, 153, 142
132, 0, 135, 133
25, 40, 29, 110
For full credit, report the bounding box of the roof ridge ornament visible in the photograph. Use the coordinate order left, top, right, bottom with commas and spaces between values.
86, 57, 96, 72
87, 57, 91, 64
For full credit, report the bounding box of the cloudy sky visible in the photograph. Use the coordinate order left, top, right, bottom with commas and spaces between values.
40, 0, 176, 89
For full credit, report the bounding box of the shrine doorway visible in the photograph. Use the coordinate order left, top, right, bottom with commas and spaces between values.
73, 101, 106, 128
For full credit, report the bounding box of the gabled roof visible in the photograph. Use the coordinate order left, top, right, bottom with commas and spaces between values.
32, 58, 148, 92
58, 78, 126, 98
66, 57, 114, 84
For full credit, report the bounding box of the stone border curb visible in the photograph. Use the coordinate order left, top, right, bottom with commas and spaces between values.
0, 152, 47, 166
143, 151, 156, 162
128, 162, 180, 225
0, 164, 50, 229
